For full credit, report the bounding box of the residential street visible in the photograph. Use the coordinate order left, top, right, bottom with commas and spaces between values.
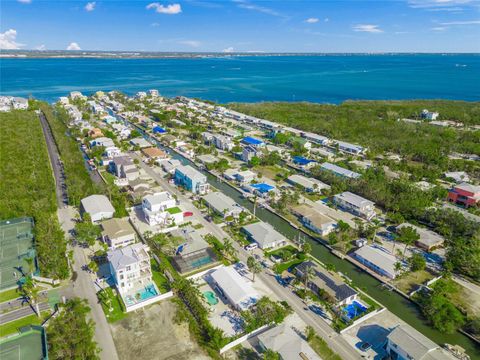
134, 155, 362, 360
0, 302, 50, 325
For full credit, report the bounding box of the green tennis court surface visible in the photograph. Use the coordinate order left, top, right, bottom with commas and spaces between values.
0, 326, 47, 360
0, 218, 37, 291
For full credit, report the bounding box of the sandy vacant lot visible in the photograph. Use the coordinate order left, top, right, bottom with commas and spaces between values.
110, 300, 210, 360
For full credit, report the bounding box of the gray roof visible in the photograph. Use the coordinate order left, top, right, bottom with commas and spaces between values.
172, 227, 210, 256
176, 165, 206, 182
101, 218, 135, 240
387, 325, 455, 360
107, 243, 149, 272
321, 162, 361, 179
296, 261, 357, 303
287, 174, 330, 191
354, 245, 397, 277
81, 195, 115, 216
334, 191, 374, 208
211, 266, 258, 309
257, 324, 321, 360
242, 222, 285, 248
203, 192, 242, 215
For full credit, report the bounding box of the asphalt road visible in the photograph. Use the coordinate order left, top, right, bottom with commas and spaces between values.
0, 302, 50, 325
38, 111, 119, 360
134, 154, 362, 360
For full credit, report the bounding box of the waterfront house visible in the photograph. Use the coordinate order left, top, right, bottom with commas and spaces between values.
158, 158, 181, 174
287, 174, 330, 193
141, 147, 168, 160
397, 223, 445, 251
213, 134, 234, 151
334, 140, 365, 155
242, 145, 258, 163
223, 168, 239, 181
447, 182, 480, 208
175, 165, 210, 195
291, 205, 337, 237
148, 89, 159, 97
302, 132, 331, 146
129, 137, 151, 149
235, 170, 257, 185
242, 136, 265, 148
80, 195, 115, 223
257, 323, 321, 360
296, 261, 358, 306
242, 221, 286, 249
292, 156, 316, 170
101, 217, 136, 249
353, 245, 398, 279
142, 192, 183, 227
333, 191, 376, 220
386, 324, 457, 360
90, 137, 115, 148
210, 265, 259, 310
320, 162, 361, 179
203, 191, 243, 219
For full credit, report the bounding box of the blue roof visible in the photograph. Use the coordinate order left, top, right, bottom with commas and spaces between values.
153, 126, 167, 133
242, 136, 264, 146
251, 183, 275, 193
293, 156, 315, 165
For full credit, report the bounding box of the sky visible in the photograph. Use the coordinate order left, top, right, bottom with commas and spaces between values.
1, 0, 480, 52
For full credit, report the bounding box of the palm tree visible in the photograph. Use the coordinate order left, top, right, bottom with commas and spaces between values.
222, 239, 237, 261
247, 256, 262, 282
301, 242, 312, 256
370, 218, 381, 243
398, 226, 420, 259
394, 261, 403, 277
88, 260, 99, 274
19, 277, 41, 317
303, 265, 316, 292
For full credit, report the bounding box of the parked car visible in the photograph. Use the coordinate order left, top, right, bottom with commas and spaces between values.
244, 243, 258, 251
183, 211, 193, 217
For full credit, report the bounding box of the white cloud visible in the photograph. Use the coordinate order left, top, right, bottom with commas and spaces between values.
440, 20, 480, 25
151, 22, 160, 27
35, 44, 46, 50
146, 3, 182, 14
408, 0, 472, 10
305, 17, 319, 24
223, 46, 235, 53
17, 0, 32, 3
233, 0, 282, 17
178, 40, 201, 47
85, 2, 96, 11
0, 29, 24, 50
353, 24, 384, 33
66, 42, 81, 50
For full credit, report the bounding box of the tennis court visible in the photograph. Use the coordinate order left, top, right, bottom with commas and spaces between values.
0, 326, 47, 360
0, 218, 37, 291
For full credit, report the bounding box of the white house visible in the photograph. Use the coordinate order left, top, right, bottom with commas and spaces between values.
353, 245, 399, 279
101, 218, 136, 249
203, 192, 243, 219
107, 243, 152, 295
421, 109, 439, 121
333, 191, 376, 220
287, 174, 330, 193
210, 266, 259, 310
242, 221, 286, 249
90, 137, 115, 148
80, 195, 115, 223
292, 205, 337, 237
104, 146, 121, 158
142, 192, 183, 227
235, 170, 257, 185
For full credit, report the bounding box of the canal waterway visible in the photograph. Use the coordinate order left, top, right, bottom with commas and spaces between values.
122, 114, 480, 358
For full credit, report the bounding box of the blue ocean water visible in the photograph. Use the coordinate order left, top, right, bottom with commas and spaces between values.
1, 54, 479, 103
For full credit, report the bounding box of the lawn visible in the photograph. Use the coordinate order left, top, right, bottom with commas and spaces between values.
309, 335, 342, 360
273, 258, 304, 274
0, 288, 20, 303
0, 313, 43, 337
166, 206, 182, 215
151, 259, 171, 293
97, 287, 127, 323
393, 269, 436, 294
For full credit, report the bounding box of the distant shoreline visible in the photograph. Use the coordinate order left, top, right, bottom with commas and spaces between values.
1, 51, 479, 59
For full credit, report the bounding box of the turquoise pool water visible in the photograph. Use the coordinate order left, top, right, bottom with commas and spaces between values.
125, 284, 159, 306
190, 255, 213, 269
203, 291, 219, 305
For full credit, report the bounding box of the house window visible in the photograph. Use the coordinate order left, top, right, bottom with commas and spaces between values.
120, 274, 124, 280
126, 266, 131, 271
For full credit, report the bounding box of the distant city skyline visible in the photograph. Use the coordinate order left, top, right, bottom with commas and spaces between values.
1, 0, 480, 53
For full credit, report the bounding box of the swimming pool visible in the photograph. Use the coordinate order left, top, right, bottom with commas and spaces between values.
342, 300, 368, 320
203, 291, 219, 305
251, 183, 275, 193
125, 284, 159, 306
